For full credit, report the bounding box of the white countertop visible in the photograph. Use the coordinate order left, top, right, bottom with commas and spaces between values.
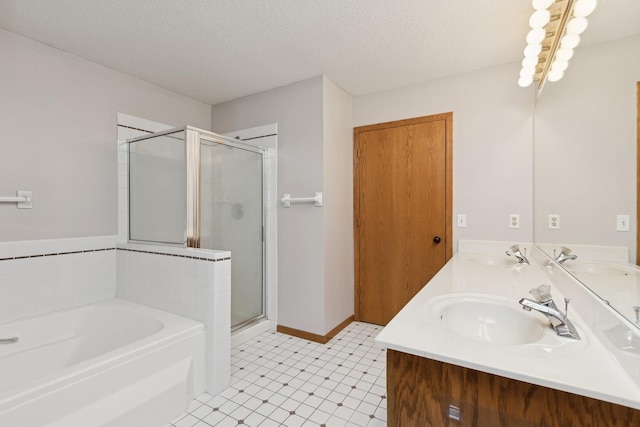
375, 245, 640, 410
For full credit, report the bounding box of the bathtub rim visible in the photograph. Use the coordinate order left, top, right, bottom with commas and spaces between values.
0, 298, 205, 410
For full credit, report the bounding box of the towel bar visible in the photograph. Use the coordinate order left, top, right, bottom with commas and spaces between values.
281, 192, 323, 207
0, 191, 32, 209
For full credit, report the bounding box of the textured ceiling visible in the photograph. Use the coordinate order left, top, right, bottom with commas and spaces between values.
1, 0, 639, 105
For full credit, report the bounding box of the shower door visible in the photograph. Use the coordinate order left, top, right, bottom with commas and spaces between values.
199, 139, 265, 329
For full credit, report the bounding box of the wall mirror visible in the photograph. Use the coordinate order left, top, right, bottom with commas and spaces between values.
533, 2, 640, 327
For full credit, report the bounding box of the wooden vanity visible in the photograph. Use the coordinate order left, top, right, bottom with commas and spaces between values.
387, 349, 640, 427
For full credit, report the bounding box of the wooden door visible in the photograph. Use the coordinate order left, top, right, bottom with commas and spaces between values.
354, 113, 452, 325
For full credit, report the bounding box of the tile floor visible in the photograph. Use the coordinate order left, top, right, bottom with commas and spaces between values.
168, 322, 387, 427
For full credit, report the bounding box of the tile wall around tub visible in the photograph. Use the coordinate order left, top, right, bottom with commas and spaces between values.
116, 242, 232, 395
0, 236, 118, 323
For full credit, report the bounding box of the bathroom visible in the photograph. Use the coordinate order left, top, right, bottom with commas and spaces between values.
0, 1, 639, 426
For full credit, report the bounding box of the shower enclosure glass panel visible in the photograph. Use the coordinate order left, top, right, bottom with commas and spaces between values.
128, 130, 186, 245
200, 141, 264, 328
127, 127, 266, 330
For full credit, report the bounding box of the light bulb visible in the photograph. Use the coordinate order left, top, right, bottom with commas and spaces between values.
524, 44, 542, 57
522, 56, 539, 68
532, 0, 554, 11
526, 28, 546, 44
566, 17, 588, 35
519, 76, 534, 87
555, 48, 574, 61
529, 10, 551, 28
573, 0, 597, 17
547, 69, 564, 82
524, 43, 542, 57
551, 59, 569, 72
561, 34, 581, 49
520, 67, 536, 78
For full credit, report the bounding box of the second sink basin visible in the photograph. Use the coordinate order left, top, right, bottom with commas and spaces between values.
436, 296, 544, 345
564, 260, 633, 276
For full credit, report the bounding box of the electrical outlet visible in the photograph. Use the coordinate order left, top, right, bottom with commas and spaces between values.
617, 214, 630, 231
457, 214, 467, 228
548, 214, 560, 230
509, 214, 520, 229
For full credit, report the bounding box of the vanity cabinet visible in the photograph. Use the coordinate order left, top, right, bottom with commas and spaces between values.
387, 349, 640, 427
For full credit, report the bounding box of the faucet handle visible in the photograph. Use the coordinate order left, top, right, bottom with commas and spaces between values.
529, 284, 552, 303
564, 298, 570, 320
634, 306, 640, 325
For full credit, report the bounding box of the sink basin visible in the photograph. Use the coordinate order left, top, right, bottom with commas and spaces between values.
436, 297, 544, 345
423, 294, 587, 356
459, 254, 520, 267
564, 261, 633, 276
603, 324, 640, 355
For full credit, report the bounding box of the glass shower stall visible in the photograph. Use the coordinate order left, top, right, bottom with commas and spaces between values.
127, 126, 266, 330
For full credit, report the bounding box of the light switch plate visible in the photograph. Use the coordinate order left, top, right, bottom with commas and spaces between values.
457, 214, 467, 228
616, 214, 630, 231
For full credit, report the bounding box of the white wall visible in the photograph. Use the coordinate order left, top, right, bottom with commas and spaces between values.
354, 62, 535, 249
322, 77, 355, 332
211, 76, 327, 335
0, 29, 211, 242
534, 35, 640, 261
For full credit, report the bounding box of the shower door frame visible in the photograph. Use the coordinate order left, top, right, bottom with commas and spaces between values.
195, 128, 268, 330
127, 126, 268, 330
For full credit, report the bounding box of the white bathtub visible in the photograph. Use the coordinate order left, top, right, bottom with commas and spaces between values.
0, 299, 205, 427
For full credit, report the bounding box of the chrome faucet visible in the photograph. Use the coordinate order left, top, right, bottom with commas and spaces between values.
555, 247, 577, 265
519, 284, 580, 340
505, 244, 529, 265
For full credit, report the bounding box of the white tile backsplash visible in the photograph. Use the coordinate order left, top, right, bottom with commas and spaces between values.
0, 236, 117, 323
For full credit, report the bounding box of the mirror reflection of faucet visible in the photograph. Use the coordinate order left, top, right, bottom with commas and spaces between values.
554, 247, 578, 265
519, 284, 581, 340
505, 244, 530, 265
634, 306, 640, 326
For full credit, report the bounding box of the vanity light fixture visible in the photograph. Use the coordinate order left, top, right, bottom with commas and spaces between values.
518, 0, 597, 91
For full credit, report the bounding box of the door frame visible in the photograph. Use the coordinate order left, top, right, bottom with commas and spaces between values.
353, 113, 453, 321
636, 82, 639, 265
